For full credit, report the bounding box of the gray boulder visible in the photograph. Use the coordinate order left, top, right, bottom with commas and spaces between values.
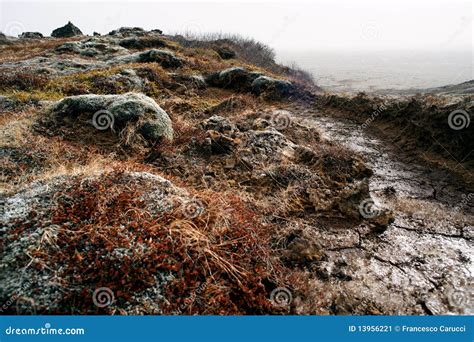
201, 115, 237, 134
118, 37, 168, 49
136, 49, 182, 67
206, 67, 294, 98
0, 56, 108, 76
251, 76, 294, 98
111, 49, 183, 68
170, 73, 206, 89
51, 21, 83, 38
206, 67, 262, 91
105, 69, 146, 92
0, 95, 16, 112
55, 39, 129, 59
48, 92, 173, 142
108, 27, 145, 37
0, 32, 10, 45
19, 32, 43, 39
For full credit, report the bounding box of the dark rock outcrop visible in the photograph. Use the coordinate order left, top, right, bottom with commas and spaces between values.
170, 73, 206, 89
51, 21, 83, 38
111, 49, 183, 68
206, 67, 294, 98
206, 67, 262, 91
19, 32, 43, 39
108, 27, 145, 37
251, 75, 294, 98
0, 32, 10, 45
118, 37, 168, 49
215, 46, 236, 59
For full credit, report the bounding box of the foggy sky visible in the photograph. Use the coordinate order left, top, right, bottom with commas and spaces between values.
0, 0, 472, 53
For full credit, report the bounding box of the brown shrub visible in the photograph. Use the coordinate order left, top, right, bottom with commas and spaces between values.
9, 170, 283, 314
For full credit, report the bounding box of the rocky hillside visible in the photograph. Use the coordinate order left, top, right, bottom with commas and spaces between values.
0, 23, 472, 315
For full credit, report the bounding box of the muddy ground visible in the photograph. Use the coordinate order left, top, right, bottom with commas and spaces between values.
284, 103, 473, 315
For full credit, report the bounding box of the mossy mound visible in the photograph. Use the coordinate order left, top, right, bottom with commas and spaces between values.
45, 92, 173, 144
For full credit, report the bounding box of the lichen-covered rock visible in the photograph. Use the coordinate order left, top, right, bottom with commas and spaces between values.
136, 49, 182, 67
108, 27, 146, 37
206, 67, 262, 91
0, 56, 108, 76
251, 75, 294, 98
0, 95, 16, 112
214, 46, 236, 59
55, 38, 129, 59
19, 32, 43, 39
201, 115, 237, 134
105, 69, 146, 92
245, 129, 296, 156
0, 171, 188, 313
111, 49, 183, 68
47, 92, 173, 141
118, 37, 168, 49
206, 67, 294, 98
0, 32, 10, 45
170, 73, 206, 89
51, 21, 83, 38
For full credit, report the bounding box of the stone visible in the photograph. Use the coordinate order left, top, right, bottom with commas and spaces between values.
118, 37, 168, 49
251, 75, 294, 98
215, 46, 236, 59
47, 92, 173, 142
111, 49, 183, 68
204, 130, 239, 154
51, 21, 83, 38
19, 32, 43, 39
108, 27, 145, 37
206, 67, 262, 91
170, 73, 206, 89
55, 39, 129, 59
0, 32, 10, 45
0, 95, 16, 112
201, 115, 237, 135
136, 49, 182, 67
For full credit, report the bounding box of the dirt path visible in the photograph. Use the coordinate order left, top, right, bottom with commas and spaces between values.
289, 105, 473, 315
